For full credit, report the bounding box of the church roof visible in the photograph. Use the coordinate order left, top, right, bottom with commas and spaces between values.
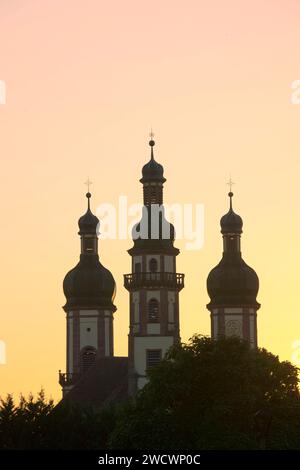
78, 192, 99, 235
220, 191, 243, 234
63, 357, 128, 409
63, 256, 116, 311
63, 192, 116, 312
206, 191, 260, 309
207, 257, 260, 308
140, 139, 166, 184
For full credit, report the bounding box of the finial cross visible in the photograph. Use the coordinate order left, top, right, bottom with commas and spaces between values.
149, 128, 155, 140
227, 176, 235, 192
84, 177, 92, 193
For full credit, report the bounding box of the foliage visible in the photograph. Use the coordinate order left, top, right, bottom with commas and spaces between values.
0, 390, 54, 449
0, 390, 116, 449
109, 336, 300, 449
1, 336, 299, 449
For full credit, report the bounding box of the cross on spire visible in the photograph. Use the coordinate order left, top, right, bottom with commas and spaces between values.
227, 176, 235, 193
84, 177, 92, 193
226, 176, 235, 210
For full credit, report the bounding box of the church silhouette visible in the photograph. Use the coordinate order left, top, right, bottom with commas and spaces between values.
59, 137, 260, 408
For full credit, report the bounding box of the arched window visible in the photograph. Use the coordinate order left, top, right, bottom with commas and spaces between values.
80, 346, 96, 373
148, 298, 159, 322
149, 258, 158, 273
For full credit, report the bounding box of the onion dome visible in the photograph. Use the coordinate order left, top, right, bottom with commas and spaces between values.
78, 192, 99, 235
140, 139, 166, 184
63, 257, 116, 311
220, 192, 243, 234
207, 258, 259, 307
63, 192, 116, 311
206, 191, 260, 309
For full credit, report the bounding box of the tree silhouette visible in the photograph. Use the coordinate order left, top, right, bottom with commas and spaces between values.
1, 337, 299, 449
110, 336, 300, 450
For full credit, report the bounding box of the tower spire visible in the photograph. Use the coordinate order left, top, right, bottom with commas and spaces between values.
228, 191, 233, 210
149, 129, 155, 160
226, 177, 234, 210
61, 181, 117, 398
206, 187, 260, 348
125, 134, 184, 396
86, 191, 91, 210
84, 178, 93, 209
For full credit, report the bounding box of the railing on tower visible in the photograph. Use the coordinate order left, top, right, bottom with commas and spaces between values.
124, 272, 184, 290
58, 371, 81, 388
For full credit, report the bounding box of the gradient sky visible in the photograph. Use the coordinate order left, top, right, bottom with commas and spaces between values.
1, 0, 300, 402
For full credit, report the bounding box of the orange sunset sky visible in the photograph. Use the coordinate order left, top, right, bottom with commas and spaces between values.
1, 0, 300, 401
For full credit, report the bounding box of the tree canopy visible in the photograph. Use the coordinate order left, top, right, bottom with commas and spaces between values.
110, 336, 300, 449
0, 336, 299, 449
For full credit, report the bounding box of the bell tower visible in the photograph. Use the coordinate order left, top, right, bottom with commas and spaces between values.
59, 191, 116, 396
124, 137, 184, 395
206, 190, 260, 347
